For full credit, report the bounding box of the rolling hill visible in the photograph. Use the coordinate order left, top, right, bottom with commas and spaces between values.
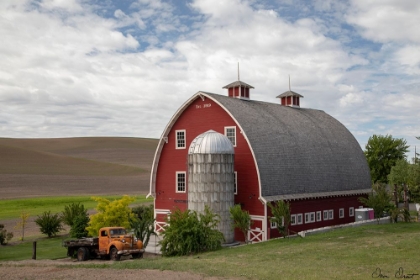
0, 137, 158, 199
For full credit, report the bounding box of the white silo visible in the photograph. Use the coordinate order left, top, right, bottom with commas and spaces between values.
188, 130, 235, 243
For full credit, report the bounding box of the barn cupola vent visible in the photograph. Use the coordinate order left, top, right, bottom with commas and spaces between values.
276, 76, 303, 107
223, 63, 254, 100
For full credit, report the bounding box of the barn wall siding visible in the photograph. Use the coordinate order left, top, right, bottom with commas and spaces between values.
154, 96, 262, 239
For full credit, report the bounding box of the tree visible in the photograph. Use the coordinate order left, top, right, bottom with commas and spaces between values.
159, 206, 224, 256
364, 134, 409, 183
268, 200, 291, 237
388, 159, 420, 203
61, 202, 88, 228
35, 211, 63, 237
69, 214, 90, 238
130, 205, 156, 249
86, 195, 136, 236
0, 224, 13, 245
14, 211, 29, 241
229, 204, 253, 244
359, 183, 392, 223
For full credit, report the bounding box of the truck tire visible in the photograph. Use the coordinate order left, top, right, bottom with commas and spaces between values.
132, 253, 143, 259
77, 247, 90, 261
110, 247, 120, 261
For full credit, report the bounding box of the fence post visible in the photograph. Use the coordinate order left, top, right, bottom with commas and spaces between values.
32, 241, 36, 260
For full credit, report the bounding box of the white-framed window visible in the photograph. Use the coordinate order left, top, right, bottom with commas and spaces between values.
305, 212, 315, 223
316, 211, 322, 222
305, 213, 310, 224
349, 207, 355, 217
176, 172, 186, 193
234, 171, 237, 194
291, 214, 297, 225
270, 217, 284, 228
297, 214, 303, 225
339, 208, 344, 218
270, 220, 277, 229
175, 130, 186, 149
224, 126, 236, 147
323, 210, 328, 220
328, 209, 334, 220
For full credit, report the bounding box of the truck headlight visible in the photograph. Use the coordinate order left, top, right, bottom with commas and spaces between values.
122, 239, 126, 243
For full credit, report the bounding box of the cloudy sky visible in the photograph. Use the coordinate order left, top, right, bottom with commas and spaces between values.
1, 0, 419, 159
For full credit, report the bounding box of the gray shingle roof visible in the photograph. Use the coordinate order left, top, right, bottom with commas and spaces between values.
276, 90, 304, 98
202, 92, 371, 198
222, 81, 254, 89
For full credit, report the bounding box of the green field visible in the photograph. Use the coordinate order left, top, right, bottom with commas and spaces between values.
0, 195, 152, 220
1, 223, 419, 280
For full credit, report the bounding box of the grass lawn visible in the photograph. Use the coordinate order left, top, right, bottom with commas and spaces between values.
0, 236, 67, 261
2, 222, 419, 280
117, 222, 420, 279
0, 195, 152, 220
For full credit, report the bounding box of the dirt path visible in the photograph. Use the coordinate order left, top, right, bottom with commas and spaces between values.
0, 258, 230, 280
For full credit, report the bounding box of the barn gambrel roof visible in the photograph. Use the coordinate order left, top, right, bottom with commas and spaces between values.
149, 91, 372, 202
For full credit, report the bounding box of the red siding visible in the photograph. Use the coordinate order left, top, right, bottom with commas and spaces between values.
155, 96, 262, 241
267, 196, 366, 238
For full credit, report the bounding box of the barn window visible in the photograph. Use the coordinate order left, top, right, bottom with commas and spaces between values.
323, 210, 328, 220
270, 216, 284, 228
291, 214, 296, 225
349, 207, 354, 217
234, 171, 237, 194
328, 210, 334, 220
305, 212, 315, 223
175, 130, 186, 149
270, 220, 277, 229
316, 211, 322, 222
339, 208, 344, 218
176, 172, 186, 193
297, 214, 303, 224
224, 126, 236, 147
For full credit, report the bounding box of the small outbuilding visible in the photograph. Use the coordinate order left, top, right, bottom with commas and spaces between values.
148, 79, 371, 242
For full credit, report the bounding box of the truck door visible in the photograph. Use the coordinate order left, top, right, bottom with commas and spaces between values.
99, 229, 109, 253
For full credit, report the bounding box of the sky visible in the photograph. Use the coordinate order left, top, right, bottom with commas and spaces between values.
1, 0, 419, 160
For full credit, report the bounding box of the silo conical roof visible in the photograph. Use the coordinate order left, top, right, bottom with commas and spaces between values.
188, 130, 234, 154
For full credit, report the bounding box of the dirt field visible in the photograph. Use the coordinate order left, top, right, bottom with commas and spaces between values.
0, 258, 234, 280
0, 138, 235, 279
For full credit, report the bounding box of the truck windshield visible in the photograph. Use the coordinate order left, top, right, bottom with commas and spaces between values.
109, 229, 126, 236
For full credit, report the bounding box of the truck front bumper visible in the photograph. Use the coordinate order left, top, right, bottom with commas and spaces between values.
117, 249, 145, 255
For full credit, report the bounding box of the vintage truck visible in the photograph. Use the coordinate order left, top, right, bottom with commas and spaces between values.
63, 227, 144, 261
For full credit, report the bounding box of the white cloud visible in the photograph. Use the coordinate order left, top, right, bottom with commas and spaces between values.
347, 0, 420, 43
0, 0, 419, 154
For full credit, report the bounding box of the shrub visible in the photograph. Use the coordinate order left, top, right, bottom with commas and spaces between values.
0, 224, 13, 245
131, 205, 156, 249
229, 204, 253, 243
35, 211, 63, 238
61, 202, 88, 227
69, 214, 90, 238
86, 195, 136, 236
159, 206, 224, 256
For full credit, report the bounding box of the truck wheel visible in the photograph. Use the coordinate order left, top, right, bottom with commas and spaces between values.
77, 247, 90, 261
132, 253, 143, 259
110, 247, 120, 261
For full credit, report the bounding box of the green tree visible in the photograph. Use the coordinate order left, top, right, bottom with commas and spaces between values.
14, 211, 29, 241
61, 202, 88, 228
0, 224, 13, 245
69, 214, 90, 238
159, 206, 224, 256
229, 204, 253, 243
268, 200, 291, 237
130, 205, 156, 249
359, 183, 392, 223
35, 211, 63, 237
86, 195, 136, 236
364, 134, 409, 183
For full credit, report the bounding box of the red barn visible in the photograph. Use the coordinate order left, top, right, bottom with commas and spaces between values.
148, 79, 371, 242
